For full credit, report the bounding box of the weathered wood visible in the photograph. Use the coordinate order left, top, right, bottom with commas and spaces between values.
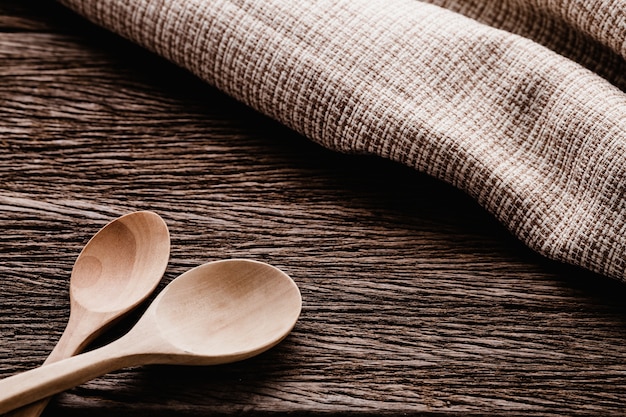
1, 1, 626, 416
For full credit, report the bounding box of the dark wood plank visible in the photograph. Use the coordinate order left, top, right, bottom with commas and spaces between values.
1, 1, 626, 416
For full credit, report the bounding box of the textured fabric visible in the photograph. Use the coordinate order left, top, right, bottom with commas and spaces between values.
423, 0, 626, 90
58, 0, 626, 282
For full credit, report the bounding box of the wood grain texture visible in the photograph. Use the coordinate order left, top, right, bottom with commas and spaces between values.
1, 1, 626, 416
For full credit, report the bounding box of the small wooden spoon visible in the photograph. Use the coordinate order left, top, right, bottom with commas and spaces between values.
0, 259, 302, 414
7, 211, 170, 417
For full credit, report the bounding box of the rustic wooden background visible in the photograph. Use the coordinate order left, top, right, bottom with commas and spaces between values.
1, 1, 626, 416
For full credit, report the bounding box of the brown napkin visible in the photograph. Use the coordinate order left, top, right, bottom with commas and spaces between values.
58, 0, 626, 282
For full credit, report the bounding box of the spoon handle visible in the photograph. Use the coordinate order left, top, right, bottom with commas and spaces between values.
3, 307, 116, 417
1, 394, 50, 417
0, 338, 140, 415
3, 328, 88, 417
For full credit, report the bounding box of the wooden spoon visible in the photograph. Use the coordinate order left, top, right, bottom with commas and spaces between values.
0, 259, 302, 414
7, 211, 171, 417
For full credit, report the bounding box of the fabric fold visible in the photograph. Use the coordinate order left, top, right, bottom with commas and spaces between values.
58, 0, 626, 282
423, 0, 626, 91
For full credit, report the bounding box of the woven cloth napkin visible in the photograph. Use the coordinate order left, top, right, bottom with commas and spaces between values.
58, 0, 626, 283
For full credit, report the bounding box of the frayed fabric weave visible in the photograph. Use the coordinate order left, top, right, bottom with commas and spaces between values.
58, 0, 626, 282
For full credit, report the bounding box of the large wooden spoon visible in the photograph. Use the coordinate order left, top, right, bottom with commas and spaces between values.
0, 259, 301, 414
7, 211, 171, 417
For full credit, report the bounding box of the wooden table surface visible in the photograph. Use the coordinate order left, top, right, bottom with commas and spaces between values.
1, 1, 626, 416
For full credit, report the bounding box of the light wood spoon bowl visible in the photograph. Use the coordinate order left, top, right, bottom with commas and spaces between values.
0, 259, 302, 414
7, 210, 170, 417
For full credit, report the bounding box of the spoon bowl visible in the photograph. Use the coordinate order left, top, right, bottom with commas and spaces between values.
0, 259, 302, 414
151, 259, 302, 364
70, 211, 171, 313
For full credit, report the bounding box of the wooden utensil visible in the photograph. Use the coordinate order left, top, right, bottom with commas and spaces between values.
7, 211, 171, 417
0, 259, 302, 414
